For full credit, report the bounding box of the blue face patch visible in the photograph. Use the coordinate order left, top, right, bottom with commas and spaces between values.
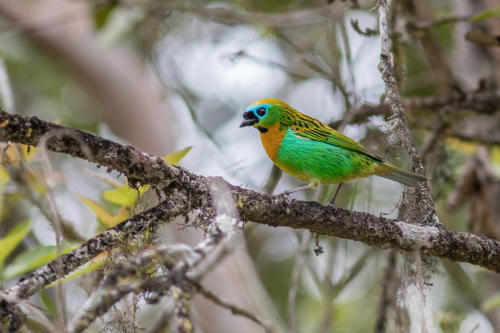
246, 104, 269, 119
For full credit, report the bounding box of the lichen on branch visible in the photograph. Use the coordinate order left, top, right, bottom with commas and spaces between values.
0, 110, 498, 292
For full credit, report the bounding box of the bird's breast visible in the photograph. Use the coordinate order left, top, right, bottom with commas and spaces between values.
259, 123, 286, 161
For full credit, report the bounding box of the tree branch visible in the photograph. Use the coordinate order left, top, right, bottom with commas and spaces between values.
405, 90, 500, 114
0, 109, 499, 311
135, 1, 343, 28
330, 101, 500, 146
330, 90, 500, 130
6, 194, 196, 299
377, 0, 437, 227
193, 282, 273, 333
374, 252, 398, 333
68, 225, 226, 333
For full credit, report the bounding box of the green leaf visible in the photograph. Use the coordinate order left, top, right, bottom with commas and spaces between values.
163, 146, 192, 165
93, 146, 192, 210
46, 252, 107, 288
93, 3, 117, 29
76, 194, 129, 227
96, 146, 192, 208
102, 184, 140, 207
40, 291, 57, 317
0, 166, 9, 186
102, 185, 149, 207
0, 221, 32, 267
482, 293, 500, 312
2, 244, 76, 280
471, 7, 500, 21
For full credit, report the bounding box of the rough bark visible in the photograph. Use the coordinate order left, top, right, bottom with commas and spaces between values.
0, 110, 499, 307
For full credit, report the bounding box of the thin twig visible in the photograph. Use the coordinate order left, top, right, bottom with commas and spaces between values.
330, 90, 500, 130
262, 165, 282, 195
329, 100, 500, 146
326, 17, 352, 110
6, 194, 197, 299
338, 16, 357, 106
350, 18, 379, 36
37, 137, 68, 330
409, 15, 471, 30
331, 250, 371, 297
414, 247, 428, 333
0, 52, 15, 113
193, 281, 273, 333
287, 231, 310, 333
0, 291, 56, 332
69, 225, 226, 333
420, 107, 451, 161
7, 160, 84, 242
312, 247, 371, 332
134, 0, 346, 28
226, 51, 310, 81
374, 252, 397, 333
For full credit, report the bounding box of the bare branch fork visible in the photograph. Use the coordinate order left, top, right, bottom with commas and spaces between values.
0, 110, 498, 285
67, 223, 274, 333
328, 91, 500, 146
0, 90, 497, 328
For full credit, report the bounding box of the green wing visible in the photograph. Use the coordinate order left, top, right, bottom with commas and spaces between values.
285, 112, 384, 162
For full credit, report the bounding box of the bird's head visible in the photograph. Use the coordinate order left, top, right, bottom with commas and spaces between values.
239, 99, 284, 133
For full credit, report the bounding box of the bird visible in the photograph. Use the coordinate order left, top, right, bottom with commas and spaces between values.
239, 98, 426, 205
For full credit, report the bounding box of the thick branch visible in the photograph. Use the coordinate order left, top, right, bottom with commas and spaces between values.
1, 110, 500, 305
6, 194, 195, 299
331, 89, 500, 128
330, 102, 500, 145
405, 90, 500, 114
377, 0, 423, 172
377, 0, 437, 226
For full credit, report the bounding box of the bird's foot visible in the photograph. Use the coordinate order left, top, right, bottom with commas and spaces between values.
282, 184, 314, 196
282, 180, 320, 197
326, 183, 343, 208
279, 190, 294, 202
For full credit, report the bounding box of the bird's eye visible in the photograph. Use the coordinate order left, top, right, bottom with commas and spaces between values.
256, 107, 267, 117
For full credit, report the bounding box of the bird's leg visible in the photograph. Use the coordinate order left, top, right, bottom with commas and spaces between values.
283, 184, 313, 195
328, 183, 344, 207
283, 180, 319, 196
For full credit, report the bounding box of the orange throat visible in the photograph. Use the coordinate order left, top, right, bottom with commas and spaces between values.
259, 123, 285, 161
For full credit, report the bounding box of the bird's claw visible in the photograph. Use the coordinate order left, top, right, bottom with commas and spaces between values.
282, 190, 293, 196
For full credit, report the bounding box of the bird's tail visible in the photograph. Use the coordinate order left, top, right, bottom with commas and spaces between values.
377, 163, 426, 187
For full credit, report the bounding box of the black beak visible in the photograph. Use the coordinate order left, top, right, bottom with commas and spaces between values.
239, 111, 258, 128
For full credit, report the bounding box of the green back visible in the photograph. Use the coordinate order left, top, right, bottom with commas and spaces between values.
276, 103, 383, 162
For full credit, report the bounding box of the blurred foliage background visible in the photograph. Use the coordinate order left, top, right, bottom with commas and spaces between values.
0, 0, 499, 332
